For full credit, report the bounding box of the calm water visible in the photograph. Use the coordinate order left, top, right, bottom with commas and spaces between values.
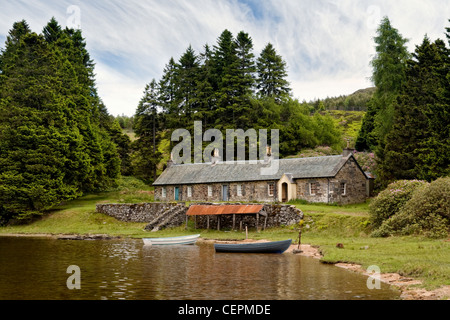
0, 237, 400, 300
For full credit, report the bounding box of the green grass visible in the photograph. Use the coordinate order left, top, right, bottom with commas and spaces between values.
1, 178, 448, 290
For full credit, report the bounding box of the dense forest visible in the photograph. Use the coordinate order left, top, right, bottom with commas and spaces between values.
0, 19, 130, 222
130, 29, 345, 182
355, 17, 450, 186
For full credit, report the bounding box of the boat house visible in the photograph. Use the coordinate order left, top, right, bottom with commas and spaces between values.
153, 149, 372, 205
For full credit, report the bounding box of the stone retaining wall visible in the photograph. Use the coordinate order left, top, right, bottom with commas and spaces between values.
96, 202, 303, 230
96, 202, 182, 223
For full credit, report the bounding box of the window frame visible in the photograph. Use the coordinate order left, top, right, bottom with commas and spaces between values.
268, 183, 275, 197
237, 184, 242, 197
207, 185, 213, 197
340, 182, 347, 196
309, 182, 319, 195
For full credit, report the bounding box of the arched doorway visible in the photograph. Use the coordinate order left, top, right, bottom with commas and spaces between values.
282, 182, 288, 202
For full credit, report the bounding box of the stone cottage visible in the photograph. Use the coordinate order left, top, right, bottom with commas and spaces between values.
153, 149, 372, 205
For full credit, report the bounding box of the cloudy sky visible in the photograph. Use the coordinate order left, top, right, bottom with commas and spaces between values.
1, 0, 449, 116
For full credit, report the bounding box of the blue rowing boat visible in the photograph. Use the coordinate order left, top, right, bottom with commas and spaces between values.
214, 239, 292, 254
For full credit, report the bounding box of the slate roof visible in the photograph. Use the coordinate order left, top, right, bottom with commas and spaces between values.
153, 154, 354, 186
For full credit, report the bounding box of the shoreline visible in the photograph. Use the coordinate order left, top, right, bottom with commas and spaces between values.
1, 233, 449, 300
285, 243, 450, 300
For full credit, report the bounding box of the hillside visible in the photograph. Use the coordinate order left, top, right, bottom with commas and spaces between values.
319, 87, 375, 111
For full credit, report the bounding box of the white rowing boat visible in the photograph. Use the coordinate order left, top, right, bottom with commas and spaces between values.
142, 234, 200, 246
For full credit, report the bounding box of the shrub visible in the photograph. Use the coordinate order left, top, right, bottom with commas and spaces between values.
353, 151, 378, 173
375, 177, 450, 238
369, 180, 429, 229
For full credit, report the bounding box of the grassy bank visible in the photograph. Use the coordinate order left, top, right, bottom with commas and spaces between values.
0, 177, 448, 290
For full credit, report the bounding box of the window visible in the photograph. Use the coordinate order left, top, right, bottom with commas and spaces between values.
187, 186, 192, 198
340, 183, 347, 196
161, 187, 167, 198
208, 185, 213, 197
268, 183, 274, 196
309, 182, 319, 195
237, 184, 242, 197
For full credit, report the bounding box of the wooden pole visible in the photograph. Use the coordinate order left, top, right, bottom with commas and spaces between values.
217, 216, 220, 231
256, 213, 259, 232
297, 227, 302, 250
264, 216, 268, 231
245, 226, 248, 240
207, 216, 210, 230
232, 214, 236, 230
240, 220, 243, 231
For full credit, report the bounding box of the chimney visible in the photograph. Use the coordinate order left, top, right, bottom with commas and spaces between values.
167, 152, 174, 168
264, 145, 273, 163
342, 148, 354, 157
211, 148, 221, 166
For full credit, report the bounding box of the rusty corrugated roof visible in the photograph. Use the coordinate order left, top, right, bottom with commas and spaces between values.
186, 204, 264, 216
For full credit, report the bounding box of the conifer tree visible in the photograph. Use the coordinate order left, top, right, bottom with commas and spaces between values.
379, 37, 450, 183
256, 43, 291, 103
133, 79, 162, 182
356, 17, 410, 152
0, 31, 82, 220
176, 45, 200, 128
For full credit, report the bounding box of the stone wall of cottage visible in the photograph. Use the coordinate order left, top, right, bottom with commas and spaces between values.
332, 156, 367, 204
295, 156, 367, 205
154, 181, 278, 203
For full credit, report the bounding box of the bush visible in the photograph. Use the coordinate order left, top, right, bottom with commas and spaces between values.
374, 177, 450, 238
369, 180, 429, 229
353, 151, 378, 173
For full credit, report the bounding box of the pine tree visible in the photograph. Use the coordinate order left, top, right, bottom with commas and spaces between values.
159, 57, 178, 127
256, 43, 291, 103
0, 31, 82, 220
356, 17, 410, 152
133, 79, 162, 182
212, 29, 241, 129
176, 45, 200, 128
193, 44, 215, 128
42, 18, 121, 192
379, 36, 450, 183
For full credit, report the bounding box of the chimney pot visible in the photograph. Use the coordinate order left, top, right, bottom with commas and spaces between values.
343, 148, 353, 157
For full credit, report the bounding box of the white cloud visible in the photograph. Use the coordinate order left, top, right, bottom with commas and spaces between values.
0, 0, 449, 116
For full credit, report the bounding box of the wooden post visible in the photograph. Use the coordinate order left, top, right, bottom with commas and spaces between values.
232, 214, 236, 230
256, 213, 259, 232
245, 226, 248, 240
240, 220, 243, 231
217, 216, 220, 231
264, 216, 268, 231
207, 216, 210, 230
297, 227, 302, 250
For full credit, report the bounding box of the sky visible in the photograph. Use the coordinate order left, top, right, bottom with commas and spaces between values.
0, 0, 449, 117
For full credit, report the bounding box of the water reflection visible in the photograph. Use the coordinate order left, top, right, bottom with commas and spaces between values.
0, 237, 400, 300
